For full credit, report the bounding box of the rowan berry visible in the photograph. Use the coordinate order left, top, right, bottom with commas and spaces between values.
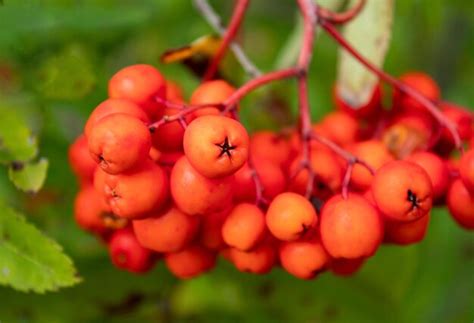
406, 151, 450, 200
68, 135, 97, 186
183, 115, 249, 178
250, 131, 292, 167
371, 160, 433, 222
189, 80, 236, 118
222, 203, 266, 251
74, 186, 108, 235
320, 111, 359, 146
87, 114, 151, 174
108, 64, 166, 120
446, 179, 474, 230
266, 192, 318, 241
329, 257, 366, 276
170, 156, 234, 215
320, 194, 383, 259
384, 213, 431, 245
100, 160, 169, 219
459, 149, 474, 192
279, 236, 329, 279
198, 208, 231, 250
165, 245, 216, 279
109, 228, 155, 274
394, 72, 440, 114
132, 206, 199, 253
227, 239, 277, 274
84, 99, 149, 138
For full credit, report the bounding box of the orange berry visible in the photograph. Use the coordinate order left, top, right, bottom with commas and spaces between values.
170, 156, 234, 215
329, 257, 366, 276
459, 149, 474, 192
109, 228, 155, 274
100, 160, 169, 219
84, 99, 149, 138
74, 186, 108, 235
199, 208, 230, 250
108, 64, 166, 120
279, 236, 329, 279
183, 115, 249, 178
68, 135, 97, 186
87, 114, 151, 174
189, 80, 236, 118
249, 131, 292, 167
447, 179, 474, 230
371, 160, 433, 222
394, 72, 440, 114
384, 213, 431, 245
320, 111, 359, 146
165, 245, 216, 279
222, 203, 266, 251
348, 140, 394, 191
132, 206, 199, 253
228, 239, 277, 274
406, 151, 450, 200
266, 192, 317, 241
320, 194, 383, 259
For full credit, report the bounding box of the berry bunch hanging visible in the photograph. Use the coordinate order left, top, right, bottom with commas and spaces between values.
69, 0, 473, 280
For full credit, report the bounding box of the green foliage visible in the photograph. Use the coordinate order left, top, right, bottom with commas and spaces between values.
8, 158, 48, 193
0, 204, 79, 293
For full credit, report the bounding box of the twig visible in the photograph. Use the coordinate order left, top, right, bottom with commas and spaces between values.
193, 0, 262, 78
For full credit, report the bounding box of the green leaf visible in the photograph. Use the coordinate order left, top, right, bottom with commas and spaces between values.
0, 204, 80, 293
35, 44, 96, 100
8, 158, 48, 193
336, 0, 394, 108
0, 107, 38, 164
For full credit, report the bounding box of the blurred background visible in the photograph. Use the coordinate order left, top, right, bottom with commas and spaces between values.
0, 0, 473, 322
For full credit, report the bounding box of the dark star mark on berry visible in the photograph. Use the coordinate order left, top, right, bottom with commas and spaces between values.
216, 137, 236, 158
407, 189, 419, 209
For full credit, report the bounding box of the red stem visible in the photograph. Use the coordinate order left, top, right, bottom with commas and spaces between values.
321, 21, 463, 150
317, 0, 366, 25
203, 0, 250, 81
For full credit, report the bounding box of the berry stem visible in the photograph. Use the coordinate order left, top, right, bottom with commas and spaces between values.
203, 0, 250, 81
317, 0, 366, 25
194, 0, 261, 78
320, 20, 463, 150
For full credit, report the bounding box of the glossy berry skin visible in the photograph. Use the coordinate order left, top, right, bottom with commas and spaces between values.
98, 160, 169, 219
109, 228, 155, 274
384, 213, 431, 245
279, 236, 329, 279
250, 131, 292, 167
228, 239, 277, 274
233, 158, 286, 203
183, 115, 249, 178
447, 179, 474, 230
348, 140, 394, 191
170, 156, 234, 216
132, 207, 199, 253
334, 84, 382, 119
108, 64, 166, 120
371, 160, 433, 222
394, 72, 440, 114
320, 111, 359, 146
320, 194, 383, 259
266, 192, 318, 241
88, 114, 151, 175
165, 245, 216, 279
74, 186, 108, 235
189, 80, 236, 118
459, 149, 474, 192
222, 203, 266, 251
84, 99, 149, 138
69, 135, 97, 186
406, 151, 450, 200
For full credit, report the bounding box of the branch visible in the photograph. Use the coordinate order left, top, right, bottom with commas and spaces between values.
193, 0, 262, 78
317, 0, 366, 25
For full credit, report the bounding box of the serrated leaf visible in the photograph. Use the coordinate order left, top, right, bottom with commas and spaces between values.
337, 0, 394, 107
8, 158, 48, 193
0, 107, 38, 164
0, 204, 80, 293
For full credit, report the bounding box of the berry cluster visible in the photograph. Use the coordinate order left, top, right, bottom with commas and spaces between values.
69, 63, 473, 280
